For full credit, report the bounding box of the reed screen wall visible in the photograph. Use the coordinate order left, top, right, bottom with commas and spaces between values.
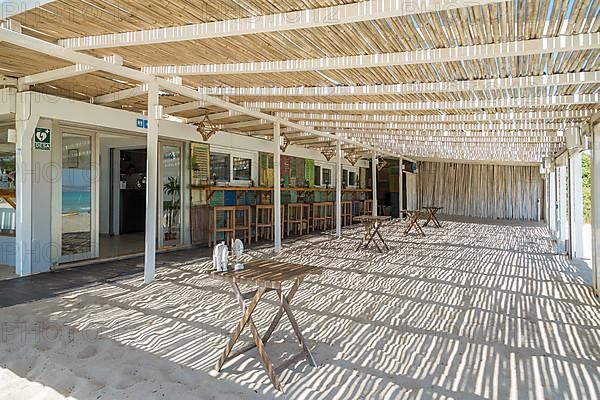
417, 162, 543, 220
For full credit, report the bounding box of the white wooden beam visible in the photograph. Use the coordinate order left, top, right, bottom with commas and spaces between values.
18, 55, 123, 87
163, 100, 209, 114
144, 34, 600, 76
186, 111, 240, 123
245, 94, 600, 112
301, 120, 568, 132
276, 110, 597, 123
93, 84, 148, 104
59, 0, 500, 50
221, 119, 270, 129
202, 71, 600, 97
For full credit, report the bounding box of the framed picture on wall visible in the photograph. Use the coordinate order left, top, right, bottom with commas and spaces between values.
65, 149, 79, 169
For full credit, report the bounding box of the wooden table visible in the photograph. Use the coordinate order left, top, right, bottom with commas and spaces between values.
353, 215, 391, 252
402, 210, 426, 237
208, 259, 322, 391
422, 206, 443, 228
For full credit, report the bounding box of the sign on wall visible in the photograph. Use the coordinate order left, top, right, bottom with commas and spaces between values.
34, 128, 51, 151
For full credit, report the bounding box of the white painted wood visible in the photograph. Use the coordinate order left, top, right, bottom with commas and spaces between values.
163, 101, 208, 114
300, 120, 567, 132
398, 157, 403, 218
274, 122, 282, 254
276, 110, 596, 124
93, 84, 148, 105
144, 83, 159, 284
19, 55, 123, 87
569, 152, 584, 258
548, 171, 557, 237
15, 92, 39, 276
557, 165, 569, 253
244, 94, 600, 112
417, 162, 543, 220
372, 152, 377, 216
203, 71, 600, 97
592, 122, 600, 295
59, 0, 501, 50
145, 34, 600, 75
336, 137, 342, 237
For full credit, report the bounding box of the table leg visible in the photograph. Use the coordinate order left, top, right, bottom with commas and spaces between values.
414, 219, 426, 237
364, 224, 381, 252
432, 213, 442, 228
261, 277, 303, 343
278, 289, 317, 367
215, 286, 266, 373
423, 211, 433, 227
374, 224, 389, 251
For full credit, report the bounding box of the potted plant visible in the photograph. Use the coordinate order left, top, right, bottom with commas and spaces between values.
163, 176, 180, 241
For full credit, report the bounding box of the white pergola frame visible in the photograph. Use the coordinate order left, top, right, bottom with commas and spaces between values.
244, 95, 600, 112
201, 71, 600, 97
144, 33, 600, 76
58, 0, 501, 50
0, 26, 398, 282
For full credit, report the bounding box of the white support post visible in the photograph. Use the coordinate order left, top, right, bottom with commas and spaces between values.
274, 122, 282, 254
336, 137, 342, 237
398, 157, 403, 218
569, 152, 584, 259
557, 165, 569, 253
372, 152, 378, 216
592, 122, 600, 295
144, 82, 159, 283
15, 92, 39, 277
548, 170, 557, 236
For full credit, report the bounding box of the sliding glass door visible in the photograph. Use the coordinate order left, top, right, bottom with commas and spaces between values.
61, 132, 94, 262
159, 142, 182, 247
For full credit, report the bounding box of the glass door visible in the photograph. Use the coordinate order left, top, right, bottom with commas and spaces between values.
159, 143, 182, 247
61, 133, 94, 262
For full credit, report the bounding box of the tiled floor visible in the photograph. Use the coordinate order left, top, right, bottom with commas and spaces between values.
1, 218, 599, 399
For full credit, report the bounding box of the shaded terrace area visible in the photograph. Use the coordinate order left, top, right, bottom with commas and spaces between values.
0, 218, 599, 399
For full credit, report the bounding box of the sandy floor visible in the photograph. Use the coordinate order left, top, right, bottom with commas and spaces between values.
1, 219, 599, 399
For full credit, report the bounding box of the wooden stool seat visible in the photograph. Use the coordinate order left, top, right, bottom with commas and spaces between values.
341, 201, 353, 226
210, 206, 236, 247
287, 203, 310, 236
234, 206, 252, 244
255, 204, 273, 241
312, 202, 334, 231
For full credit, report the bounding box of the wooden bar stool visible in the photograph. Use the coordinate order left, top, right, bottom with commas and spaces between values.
324, 202, 334, 229
341, 201, 353, 226
210, 206, 235, 247
234, 206, 252, 244
287, 203, 306, 236
255, 204, 273, 241
362, 199, 373, 215
312, 202, 333, 231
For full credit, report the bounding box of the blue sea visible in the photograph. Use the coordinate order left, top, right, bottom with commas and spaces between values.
62, 191, 91, 214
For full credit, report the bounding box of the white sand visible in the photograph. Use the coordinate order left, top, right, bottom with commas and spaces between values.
1, 219, 599, 399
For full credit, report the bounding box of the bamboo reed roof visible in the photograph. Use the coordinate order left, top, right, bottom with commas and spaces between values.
1, 0, 599, 163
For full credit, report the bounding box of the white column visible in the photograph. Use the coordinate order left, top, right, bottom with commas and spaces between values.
371, 152, 378, 216
569, 152, 584, 258
548, 170, 557, 236
15, 92, 39, 277
144, 82, 159, 284
592, 122, 600, 295
273, 122, 282, 254
398, 157, 403, 218
335, 138, 342, 237
557, 165, 568, 253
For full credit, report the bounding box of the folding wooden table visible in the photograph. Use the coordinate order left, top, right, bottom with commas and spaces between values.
402, 209, 426, 237
353, 215, 391, 252
422, 206, 443, 228
209, 259, 322, 391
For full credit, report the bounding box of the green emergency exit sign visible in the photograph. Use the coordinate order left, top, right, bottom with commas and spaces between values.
34, 128, 51, 151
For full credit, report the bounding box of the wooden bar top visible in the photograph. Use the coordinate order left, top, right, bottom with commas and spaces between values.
208, 259, 322, 290
192, 185, 371, 193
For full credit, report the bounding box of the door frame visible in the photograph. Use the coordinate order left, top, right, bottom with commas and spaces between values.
158, 140, 184, 248
59, 128, 99, 263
